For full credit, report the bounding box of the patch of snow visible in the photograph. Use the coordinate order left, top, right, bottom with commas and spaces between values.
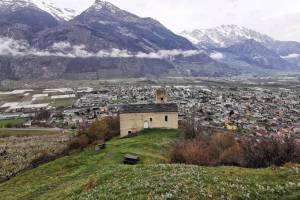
32, 0, 77, 21
282, 54, 300, 59
180, 31, 200, 44
210, 52, 224, 60
92, 0, 118, 13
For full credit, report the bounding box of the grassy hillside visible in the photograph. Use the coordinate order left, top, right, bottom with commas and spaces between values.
0, 129, 299, 200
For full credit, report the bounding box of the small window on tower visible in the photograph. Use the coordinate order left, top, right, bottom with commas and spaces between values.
150, 118, 153, 122
161, 98, 164, 101
165, 116, 168, 122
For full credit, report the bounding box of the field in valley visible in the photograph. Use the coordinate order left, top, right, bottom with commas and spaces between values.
0, 129, 299, 200
0, 118, 28, 128
50, 98, 76, 108
0, 129, 63, 137
0, 94, 24, 103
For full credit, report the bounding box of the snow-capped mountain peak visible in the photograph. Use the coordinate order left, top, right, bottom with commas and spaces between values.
90, 0, 121, 13
32, 0, 77, 21
0, 0, 77, 21
180, 25, 275, 48
80, 0, 148, 24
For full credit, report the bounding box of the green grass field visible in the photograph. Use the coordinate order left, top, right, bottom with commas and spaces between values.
33, 96, 51, 104
33, 97, 75, 108
0, 118, 27, 128
50, 98, 75, 108
0, 129, 61, 138
0, 129, 299, 200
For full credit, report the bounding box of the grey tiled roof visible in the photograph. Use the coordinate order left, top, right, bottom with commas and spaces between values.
120, 103, 178, 113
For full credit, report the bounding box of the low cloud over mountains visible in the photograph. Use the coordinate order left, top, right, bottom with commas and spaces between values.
0, 37, 202, 59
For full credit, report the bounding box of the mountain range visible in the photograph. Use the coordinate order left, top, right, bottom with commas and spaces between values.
0, 0, 300, 81
180, 24, 300, 56
180, 25, 300, 71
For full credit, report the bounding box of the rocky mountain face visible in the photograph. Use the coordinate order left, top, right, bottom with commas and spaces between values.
270, 41, 300, 57
173, 53, 237, 76
0, 55, 176, 80
219, 40, 295, 70
0, 0, 205, 80
0, 0, 59, 41
35, 0, 196, 52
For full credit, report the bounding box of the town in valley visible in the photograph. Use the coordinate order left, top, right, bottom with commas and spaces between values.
1, 76, 300, 139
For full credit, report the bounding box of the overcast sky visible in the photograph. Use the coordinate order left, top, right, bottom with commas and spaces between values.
47, 0, 300, 41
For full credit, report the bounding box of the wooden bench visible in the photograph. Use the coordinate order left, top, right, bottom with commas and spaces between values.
123, 154, 140, 165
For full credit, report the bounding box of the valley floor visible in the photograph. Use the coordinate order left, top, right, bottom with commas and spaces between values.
0, 129, 299, 200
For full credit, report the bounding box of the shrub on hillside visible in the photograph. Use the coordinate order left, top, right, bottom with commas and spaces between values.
242, 137, 298, 168
219, 142, 245, 166
171, 133, 244, 166
69, 135, 90, 150
87, 116, 120, 142
171, 121, 300, 168
293, 139, 300, 162
68, 117, 120, 150
179, 118, 207, 140
171, 139, 209, 165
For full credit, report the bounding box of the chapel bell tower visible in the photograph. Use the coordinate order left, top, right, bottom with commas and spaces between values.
156, 88, 168, 104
